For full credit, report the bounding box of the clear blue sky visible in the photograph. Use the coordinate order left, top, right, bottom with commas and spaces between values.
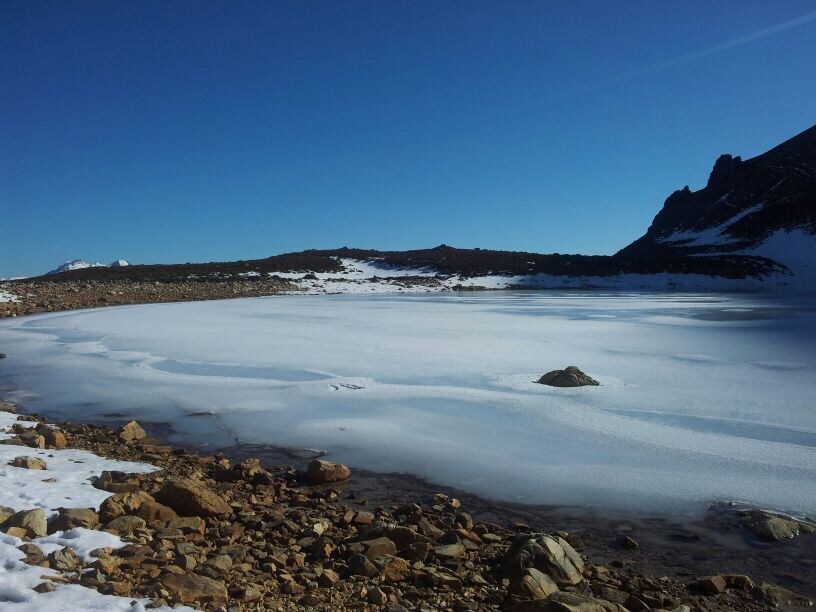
2, 1, 815, 277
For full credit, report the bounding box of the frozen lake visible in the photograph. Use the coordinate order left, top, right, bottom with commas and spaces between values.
1, 291, 815, 514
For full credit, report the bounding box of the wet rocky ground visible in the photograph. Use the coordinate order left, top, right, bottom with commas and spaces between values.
0, 400, 813, 611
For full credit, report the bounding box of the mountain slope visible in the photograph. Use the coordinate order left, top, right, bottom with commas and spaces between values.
617, 124, 816, 281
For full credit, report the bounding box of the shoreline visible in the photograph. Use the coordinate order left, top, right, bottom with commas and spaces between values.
0, 398, 814, 610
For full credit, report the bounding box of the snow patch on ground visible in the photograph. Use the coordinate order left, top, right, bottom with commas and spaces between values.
0, 412, 187, 611
0, 290, 18, 303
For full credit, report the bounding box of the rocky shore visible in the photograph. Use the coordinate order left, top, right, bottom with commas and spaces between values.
0, 278, 294, 318
0, 400, 812, 611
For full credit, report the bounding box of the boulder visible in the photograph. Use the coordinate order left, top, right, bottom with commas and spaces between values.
503, 533, 585, 586
99, 491, 154, 521
740, 510, 815, 541
9, 456, 47, 470
305, 459, 352, 484
155, 478, 231, 517
47, 547, 82, 572
50, 508, 99, 532
104, 515, 146, 535
347, 554, 379, 577
511, 567, 559, 600
759, 583, 813, 608
157, 573, 228, 604
134, 500, 177, 522
41, 428, 67, 450
537, 366, 599, 387
3, 508, 47, 538
118, 420, 147, 443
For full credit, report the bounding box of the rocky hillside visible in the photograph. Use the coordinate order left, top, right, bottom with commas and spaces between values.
617, 124, 816, 278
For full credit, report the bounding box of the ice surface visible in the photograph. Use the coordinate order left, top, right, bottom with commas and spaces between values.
1, 291, 815, 515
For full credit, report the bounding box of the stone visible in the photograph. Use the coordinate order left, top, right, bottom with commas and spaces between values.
502, 533, 585, 586
50, 508, 100, 532
759, 583, 813, 608
33, 582, 56, 593
740, 510, 813, 541
155, 478, 231, 517
520, 591, 609, 611
512, 567, 560, 600
377, 555, 409, 582
9, 456, 47, 470
99, 491, 154, 521
617, 535, 638, 550
18, 543, 46, 565
435, 542, 466, 560
205, 554, 233, 572
368, 587, 388, 605
134, 500, 177, 522
697, 575, 726, 595
41, 428, 67, 449
3, 508, 47, 538
0, 505, 15, 524
305, 459, 352, 484
118, 420, 147, 443
348, 554, 379, 577
104, 515, 146, 534
537, 366, 599, 387
157, 573, 228, 604
723, 574, 755, 590
356, 536, 397, 559
47, 547, 82, 572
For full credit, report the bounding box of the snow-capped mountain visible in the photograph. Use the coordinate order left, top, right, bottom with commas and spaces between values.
617, 124, 816, 284
46, 259, 130, 275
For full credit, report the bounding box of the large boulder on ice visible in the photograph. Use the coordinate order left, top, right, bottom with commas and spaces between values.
537, 366, 599, 387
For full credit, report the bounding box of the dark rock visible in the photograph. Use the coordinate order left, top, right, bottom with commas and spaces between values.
537, 366, 599, 387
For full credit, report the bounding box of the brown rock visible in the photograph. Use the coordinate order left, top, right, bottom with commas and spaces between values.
155, 479, 231, 517
157, 573, 228, 604
42, 429, 67, 449
512, 567, 560, 600
99, 491, 154, 521
3, 508, 47, 538
503, 533, 585, 587
50, 508, 100, 532
118, 420, 147, 443
9, 456, 47, 470
104, 515, 146, 535
348, 554, 379, 577
47, 547, 82, 572
305, 459, 352, 484
697, 575, 726, 595
134, 500, 177, 522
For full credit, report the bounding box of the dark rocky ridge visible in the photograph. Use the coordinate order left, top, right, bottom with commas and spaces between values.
27, 123, 816, 284
617, 124, 816, 259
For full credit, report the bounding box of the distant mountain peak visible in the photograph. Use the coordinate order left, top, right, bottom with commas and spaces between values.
46, 258, 129, 275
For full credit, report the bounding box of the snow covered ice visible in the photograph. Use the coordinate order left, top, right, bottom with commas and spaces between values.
0, 291, 815, 515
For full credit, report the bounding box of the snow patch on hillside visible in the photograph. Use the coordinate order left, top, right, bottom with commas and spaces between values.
0, 290, 18, 303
